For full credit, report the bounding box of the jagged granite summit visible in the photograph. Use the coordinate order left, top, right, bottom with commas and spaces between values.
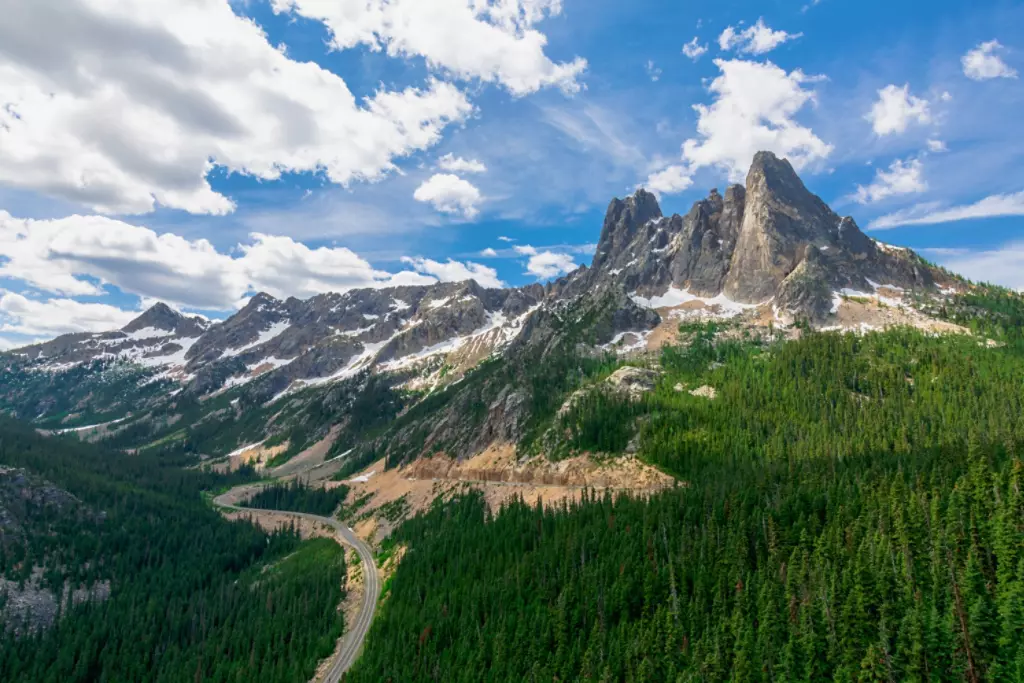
584, 151, 936, 320
6, 152, 949, 399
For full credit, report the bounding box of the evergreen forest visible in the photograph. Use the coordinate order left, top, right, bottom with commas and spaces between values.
348, 310, 1024, 682
0, 420, 346, 682
240, 479, 349, 517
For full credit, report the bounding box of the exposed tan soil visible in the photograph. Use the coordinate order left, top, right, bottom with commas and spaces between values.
336, 443, 676, 544
831, 297, 969, 335
209, 440, 290, 473
213, 484, 335, 537
270, 428, 339, 479
220, 506, 337, 539
636, 290, 974, 357
339, 550, 365, 639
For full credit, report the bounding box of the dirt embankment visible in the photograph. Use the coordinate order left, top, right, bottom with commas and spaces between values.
208, 441, 290, 473
220, 506, 338, 539
336, 443, 676, 544
831, 296, 969, 334
407, 442, 673, 490
270, 427, 339, 479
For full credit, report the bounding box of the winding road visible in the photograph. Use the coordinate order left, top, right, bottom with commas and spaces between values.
213, 488, 381, 681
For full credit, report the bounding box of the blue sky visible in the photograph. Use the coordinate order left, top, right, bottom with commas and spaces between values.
0, 0, 1022, 347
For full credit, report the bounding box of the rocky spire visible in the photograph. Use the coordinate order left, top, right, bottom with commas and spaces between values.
722, 151, 845, 302
577, 150, 939, 321
592, 189, 662, 270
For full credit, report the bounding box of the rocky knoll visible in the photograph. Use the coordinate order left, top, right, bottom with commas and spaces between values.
0, 467, 110, 635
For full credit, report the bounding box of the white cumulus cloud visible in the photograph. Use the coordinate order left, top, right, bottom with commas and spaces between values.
679, 59, 832, 183
524, 251, 576, 279
238, 233, 435, 302
270, 0, 587, 96
400, 257, 505, 288
927, 139, 948, 152
508, 243, 575, 279
962, 40, 1018, 81
0, 0, 475, 215
437, 153, 487, 174
682, 37, 708, 61
0, 292, 138, 337
0, 209, 505, 310
413, 173, 483, 218
866, 84, 931, 136
645, 165, 693, 195
718, 19, 802, 55
852, 158, 927, 204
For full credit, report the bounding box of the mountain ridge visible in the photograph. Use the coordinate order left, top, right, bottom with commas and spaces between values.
4, 152, 958, 408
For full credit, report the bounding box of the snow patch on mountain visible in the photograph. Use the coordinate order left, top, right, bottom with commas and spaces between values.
630, 287, 759, 318
222, 321, 290, 358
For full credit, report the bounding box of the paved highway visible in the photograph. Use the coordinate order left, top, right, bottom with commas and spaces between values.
213, 489, 380, 681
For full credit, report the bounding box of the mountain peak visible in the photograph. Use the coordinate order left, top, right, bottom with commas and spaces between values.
122, 302, 209, 338
720, 151, 843, 301
581, 151, 937, 320
747, 151, 815, 202
592, 189, 663, 270
627, 188, 662, 223
123, 302, 183, 334
248, 292, 279, 307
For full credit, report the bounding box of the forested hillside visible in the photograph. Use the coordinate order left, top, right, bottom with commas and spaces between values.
348, 323, 1024, 682
0, 421, 346, 682
241, 480, 349, 517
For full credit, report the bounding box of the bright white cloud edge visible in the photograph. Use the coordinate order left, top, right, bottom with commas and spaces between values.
270, 0, 587, 96
0, 210, 507, 343
718, 18, 802, 55
646, 58, 832, 192
962, 40, 1018, 81
438, 153, 487, 174
865, 84, 931, 136
0, 0, 481, 216
869, 190, 1024, 229
413, 173, 483, 218
853, 157, 927, 204
682, 37, 708, 61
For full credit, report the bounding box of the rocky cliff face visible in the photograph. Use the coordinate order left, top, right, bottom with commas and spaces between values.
585, 151, 938, 321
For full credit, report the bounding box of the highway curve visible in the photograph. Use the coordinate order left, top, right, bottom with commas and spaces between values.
213, 488, 381, 681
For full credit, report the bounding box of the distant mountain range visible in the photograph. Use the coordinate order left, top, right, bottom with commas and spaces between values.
1, 151, 970, 460
6, 152, 957, 402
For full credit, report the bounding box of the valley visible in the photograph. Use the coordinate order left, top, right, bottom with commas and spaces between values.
3, 152, 1024, 681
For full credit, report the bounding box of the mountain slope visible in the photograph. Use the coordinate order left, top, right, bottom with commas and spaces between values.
0, 152, 974, 458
